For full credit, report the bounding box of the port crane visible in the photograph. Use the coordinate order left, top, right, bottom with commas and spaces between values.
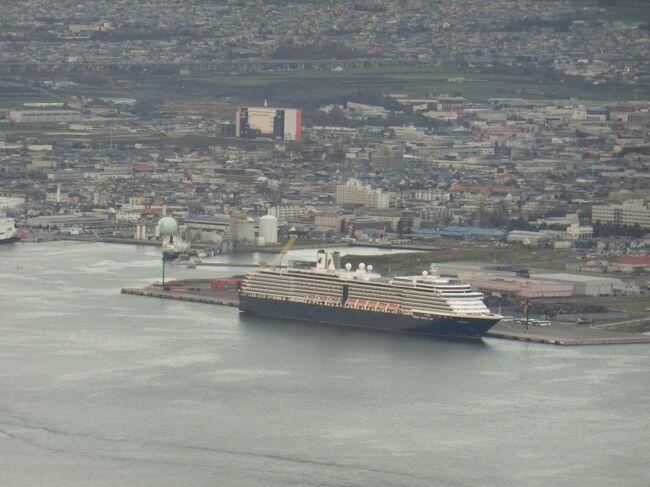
262, 235, 296, 269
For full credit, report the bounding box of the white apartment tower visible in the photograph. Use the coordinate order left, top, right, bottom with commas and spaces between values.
336, 179, 390, 209
592, 200, 650, 228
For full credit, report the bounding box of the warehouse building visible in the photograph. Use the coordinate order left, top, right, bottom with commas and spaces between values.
612, 256, 650, 273
9, 110, 82, 124
470, 277, 573, 299
532, 273, 639, 296
434, 262, 529, 279
184, 214, 231, 242
434, 226, 505, 240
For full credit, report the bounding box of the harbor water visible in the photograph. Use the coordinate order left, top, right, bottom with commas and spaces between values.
1, 241, 649, 486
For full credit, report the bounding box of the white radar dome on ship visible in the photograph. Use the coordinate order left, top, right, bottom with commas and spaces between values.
256, 236, 266, 246
345, 263, 352, 271
359, 263, 365, 270
157, 216, 178, 236
367, 265, 373, 273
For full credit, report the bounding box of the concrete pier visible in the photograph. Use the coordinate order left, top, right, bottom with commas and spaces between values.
193, 262, 265, 268
121, 286, 238, 307
487, 321, 650, 346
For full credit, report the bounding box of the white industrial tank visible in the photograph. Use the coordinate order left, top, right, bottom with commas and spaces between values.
259, 215, 278, 244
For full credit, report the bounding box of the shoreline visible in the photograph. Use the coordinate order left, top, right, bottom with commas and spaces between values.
19, 233, 345, 253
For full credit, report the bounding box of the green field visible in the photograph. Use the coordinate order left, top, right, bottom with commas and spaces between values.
45, 63, 649, 109
183, 65, 649, 104
570, 0, 650, 23
340, 241, 576, 276
569, 296, 650, 315
0, 94, 60, 109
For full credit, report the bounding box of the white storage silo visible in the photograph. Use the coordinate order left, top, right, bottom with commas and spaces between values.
233, 217, 256, 243
259, 215, 278, 244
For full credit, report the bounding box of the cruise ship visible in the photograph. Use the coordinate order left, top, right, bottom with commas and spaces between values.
239, 250, 502, 338
0, 217, 20, 244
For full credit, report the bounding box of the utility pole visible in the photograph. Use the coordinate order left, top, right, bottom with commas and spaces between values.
524, 298, 530, 331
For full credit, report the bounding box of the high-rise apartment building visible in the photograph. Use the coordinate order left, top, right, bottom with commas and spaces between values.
336, 179, 389, 209
592, 200, 650, 228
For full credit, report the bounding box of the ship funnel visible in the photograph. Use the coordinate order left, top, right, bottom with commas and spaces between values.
332, 251, 341, 270
316, 250, 327, 269
327, 253, 336, 271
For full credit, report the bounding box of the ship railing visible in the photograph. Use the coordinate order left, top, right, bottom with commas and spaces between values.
409, 307, 498, 319
345, 298, 403, 314
243, 291, 294, 301
303, 293, 342, 306
411, 308, 462, 319
410, 308, 454, 318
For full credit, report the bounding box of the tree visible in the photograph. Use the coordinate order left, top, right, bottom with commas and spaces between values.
507, 217, 531, 231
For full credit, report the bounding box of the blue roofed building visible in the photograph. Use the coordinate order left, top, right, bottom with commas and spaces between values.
410, 226, 505, 241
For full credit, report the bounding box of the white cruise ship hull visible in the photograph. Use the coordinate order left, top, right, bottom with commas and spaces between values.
0, 218, 19, 244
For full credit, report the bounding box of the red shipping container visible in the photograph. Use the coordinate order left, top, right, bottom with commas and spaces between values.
211, 278, 242, 291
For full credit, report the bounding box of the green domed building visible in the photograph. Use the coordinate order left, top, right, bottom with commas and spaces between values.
157, 216, 178, 236
157, 216, 190, 261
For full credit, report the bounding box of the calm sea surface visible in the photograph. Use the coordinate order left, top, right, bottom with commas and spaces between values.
1, 241, 649, 487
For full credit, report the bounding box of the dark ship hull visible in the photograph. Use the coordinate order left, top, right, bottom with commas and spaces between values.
0, 235, 20, 244
162, 250, 181, 261
239, 295, 499, 338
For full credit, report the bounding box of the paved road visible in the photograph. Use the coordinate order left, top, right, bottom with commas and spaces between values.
590, 316, 650, 330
